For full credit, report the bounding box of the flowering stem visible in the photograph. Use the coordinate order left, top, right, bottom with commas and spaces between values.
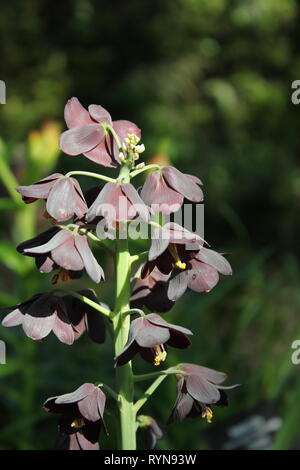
60, 290, 111, 317
65, 170, 116, 183
129, 164, 162, 179
132, 368, 184, 382
97, 383, 119, 402
134, 375, 167, 414
113, 236, 136, 450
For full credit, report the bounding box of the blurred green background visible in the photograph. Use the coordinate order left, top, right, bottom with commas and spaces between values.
0, 0, 300, 450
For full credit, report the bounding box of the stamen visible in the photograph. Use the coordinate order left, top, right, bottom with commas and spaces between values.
168, 244, 186, 270
153, 345, 167, 366
71, 417, 85, 429
43, 210, 57, 225
201, 407, 213, 423
51, 268, 71, 284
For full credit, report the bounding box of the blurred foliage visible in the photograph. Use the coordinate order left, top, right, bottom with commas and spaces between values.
0, 0, 300, 450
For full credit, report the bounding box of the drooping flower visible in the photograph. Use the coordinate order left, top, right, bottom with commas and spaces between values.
17, 227, 104, 284
130, 267, 175, 313
168, 363, 239, 424
1, 292, 75, 344
137, 415, 163, 450
115, 313, 192, 367
86, 181, 149, 227
142, 223, 232, 302
44, 383, 107, 450
142, 223, 203, 277
60, 97, 140, 167
140, 166, 203, 214
63, 289, 107, 344
16, 174, 87, 222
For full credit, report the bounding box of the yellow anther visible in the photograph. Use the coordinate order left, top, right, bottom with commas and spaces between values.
205, 290, 211, 293
153, 345, 167, 366
71, 418, 84, 429
51, 268, 71, 284
168, 244, 186, 270
202, 407, 213, 423
175, 260, 186, 269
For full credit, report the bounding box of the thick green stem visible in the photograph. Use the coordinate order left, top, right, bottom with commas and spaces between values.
113, 236, 136, 450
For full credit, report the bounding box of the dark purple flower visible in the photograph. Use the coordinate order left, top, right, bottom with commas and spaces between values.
115, 313, 192, 367
142, 223, 203, 277
1, 292, 75, 344
131, 267, 175, 313
17, 227, 104, 284
16, 174, 87, 222
86, 182, 149, 226
167, 246, 232, 302
44, 383, 107, 450
60, 97, 140, 167
140, 166, 203, 214
168, 363, 239, 424
63, 289, 107, 344
137, 415, 163, 450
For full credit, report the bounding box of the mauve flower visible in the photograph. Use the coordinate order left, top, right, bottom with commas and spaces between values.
17, 227, 104, 284
130, 267, 175, 313
63, 289, 107, 344
1, 292, 75, 344
86, 182, 149, 226
168, 363, 239, 424
60, 97, 140, 167
16, 174, 87, 222
115, 313, 192, 367
140, 166, 203, 214
44, 383, 107, 450
137, 415, 163, 450
142, 223, 203, 277
167, 246, 232, 302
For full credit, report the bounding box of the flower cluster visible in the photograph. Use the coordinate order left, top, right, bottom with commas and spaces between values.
1, 97, 238, 450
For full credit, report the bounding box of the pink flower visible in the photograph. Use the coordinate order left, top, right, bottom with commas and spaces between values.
59, 97, 140, 167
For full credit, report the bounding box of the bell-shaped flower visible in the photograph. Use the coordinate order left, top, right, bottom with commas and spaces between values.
168, 363, 239, 424
63, 289, 107, 344
1, 292, 75, 344
115, 313, 192, 367
140, 166, 203, 214
137, 415, 163, 450
130, 267, 175, 313
167, 246, 232, 302
142, 222, 203, 277
44, 383, 107, 450
16, 174, 87, 222
17, 227, 104, 284
86, 182, 149, 227
60, 97, 140, 167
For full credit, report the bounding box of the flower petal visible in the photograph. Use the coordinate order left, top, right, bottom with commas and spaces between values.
121, 183, 150, 222
112, 120, 141, 143
16, 173, 62, 200
167, 270, 189, 301
52, 237, 84, 271
46, 177, 87, 222
55, 383, 96, 405
23, 229, 71, 255
59, 124, 104, 156
135, 318, 170, 348
2, 309, 23, 327
180, 363, 227, 385
74, 234, 104, 283
22, 313, 55, 340
163, 166, 203, 202
64, 97, 93, 128
140, 171, 183, 214
187, 260, 219, 293
186, 374, 221, 404
88, 104, 112, 125
52, 313, 75, 345
196, 247, 232, 275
